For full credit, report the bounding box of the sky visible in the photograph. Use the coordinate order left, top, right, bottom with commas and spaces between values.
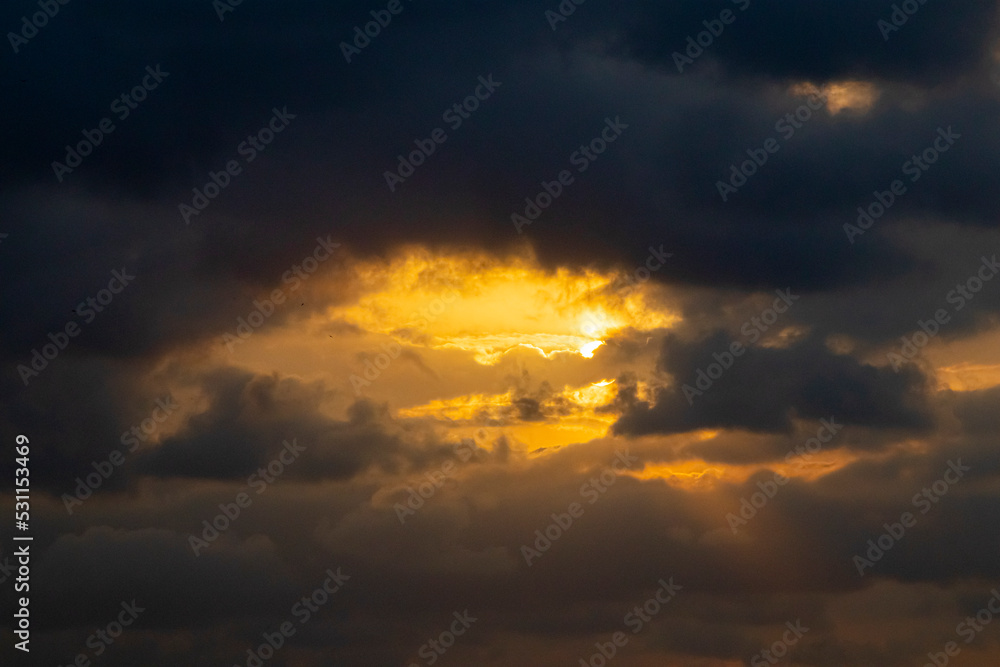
2, 0, 1000, 665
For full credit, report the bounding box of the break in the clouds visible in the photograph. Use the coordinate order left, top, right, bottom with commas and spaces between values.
3, 1, 1000, 665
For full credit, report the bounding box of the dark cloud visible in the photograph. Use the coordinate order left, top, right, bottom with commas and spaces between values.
134, 370, 474, 482
3, 0, 1000, 337
582, 0, 999, 85
614, 332, 934, 436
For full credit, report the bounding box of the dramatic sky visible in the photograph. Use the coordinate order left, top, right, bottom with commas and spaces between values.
3, 1, 1000, 665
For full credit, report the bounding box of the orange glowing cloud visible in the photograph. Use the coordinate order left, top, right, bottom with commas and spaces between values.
327, 246, 679, 365
791, 80, 880, 114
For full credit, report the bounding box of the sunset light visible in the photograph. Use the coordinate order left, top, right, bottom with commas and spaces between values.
8, 2, 1000, 664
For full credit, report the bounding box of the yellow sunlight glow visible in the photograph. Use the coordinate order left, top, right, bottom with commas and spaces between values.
397, 379, 621, 449
330, 247, 677, 365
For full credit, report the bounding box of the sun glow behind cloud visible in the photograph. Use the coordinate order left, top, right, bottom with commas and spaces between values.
229, 245, 891, 483
329, 247, 678, 365
212, 245, 894, 481
219, 246, 677, 451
